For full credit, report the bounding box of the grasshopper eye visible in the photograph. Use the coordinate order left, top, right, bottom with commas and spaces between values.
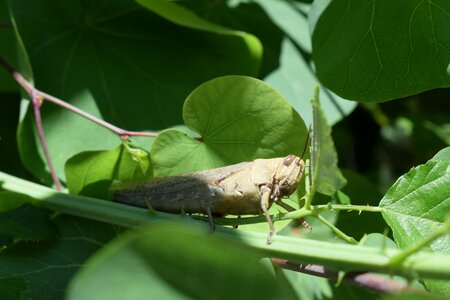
283, 155, 296, 166
283, 154, 300, 167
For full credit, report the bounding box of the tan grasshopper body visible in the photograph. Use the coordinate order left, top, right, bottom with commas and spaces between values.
113, 154, 304, 243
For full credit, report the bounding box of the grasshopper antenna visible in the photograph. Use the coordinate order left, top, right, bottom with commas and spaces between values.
299, 125, 312, 159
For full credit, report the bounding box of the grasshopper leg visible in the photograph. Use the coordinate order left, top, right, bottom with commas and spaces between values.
205, 206, 215, 233
260, 185, 275, 244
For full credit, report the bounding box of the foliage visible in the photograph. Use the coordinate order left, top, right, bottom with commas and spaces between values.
0, 0, 449, 299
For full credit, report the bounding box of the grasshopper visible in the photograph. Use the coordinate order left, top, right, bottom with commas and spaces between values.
112, 155, 305, 243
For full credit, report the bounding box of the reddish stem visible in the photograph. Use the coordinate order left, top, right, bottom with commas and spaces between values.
271, 258, 416, 294
31, 91, 63, 191
0, 56, 158, 189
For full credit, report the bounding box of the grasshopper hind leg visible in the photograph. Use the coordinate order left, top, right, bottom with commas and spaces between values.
260, 185, 275, 244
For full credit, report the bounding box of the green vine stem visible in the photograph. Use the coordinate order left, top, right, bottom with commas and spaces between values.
1, 171, 450, 281
315, 214, 358, 244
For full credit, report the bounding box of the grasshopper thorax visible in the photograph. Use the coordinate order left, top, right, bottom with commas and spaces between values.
273, 154, 304, 198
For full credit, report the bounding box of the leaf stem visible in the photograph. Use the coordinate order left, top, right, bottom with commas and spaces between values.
315, 204, 382, 213
303, 159, 316, 210
0, 56, 158, 189
315, 214, 358, 244
30, 91, 63, 191
206, 204, 381, 227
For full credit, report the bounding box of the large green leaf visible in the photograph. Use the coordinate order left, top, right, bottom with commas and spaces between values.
432, 146, 450, 162
65, 144, 151, 198
311, 0, 450, 102
0, 203, 57, 244
9, 0, 262, 182
67, 222, 282, 300
151, 75, 308, 176
0, 192, 56, 245
0, 215, 121, 300
0, 277, 27, 300
380, 154, 450, 295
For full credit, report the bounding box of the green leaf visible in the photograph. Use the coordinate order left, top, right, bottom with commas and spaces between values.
175, 0, 283, 79
0, 215, 121, 300
276, 268, 332, 300
10, 0, 262, 182
0, 191, 37, 212
16, 104, 54, 186
380, 159, 450, 295
0, 277, 28, 300
384, 293, 449, 300
65, 144, 151, 198
67, 222, 281, 300
264, 38, 357, 126
0, 192, 56, 244
178, 0, 357, 125
311, 94, 347, 196
0, 203, 57, 244
0, 2, 17, 92
152, 75, 307, 175
311, 0, 450, 102
253, 0, 311, 53
0, 93, 29, 178
253, 0, 356, 125
359, 233, 398, 249
137, 0, 262, 62
432, 146, 450, 162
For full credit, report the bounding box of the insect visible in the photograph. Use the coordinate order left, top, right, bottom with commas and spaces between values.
112, 155, 305, 244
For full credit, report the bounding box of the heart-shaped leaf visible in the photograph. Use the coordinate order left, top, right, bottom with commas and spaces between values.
151, 75, 308, 176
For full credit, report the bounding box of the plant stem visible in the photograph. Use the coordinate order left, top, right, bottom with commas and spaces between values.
271, 259, 416, 294
316, 214, 358, 244
0, 56, 158, 189
315, 204, 382, 213
303, 159, 315, 210
31, 91, 63, 191
0, 57, 158, 138
1, 170, 450, 280
204, 203, 381, 227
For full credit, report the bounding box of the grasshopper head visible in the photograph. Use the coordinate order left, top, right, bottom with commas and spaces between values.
276, 155, 305, 197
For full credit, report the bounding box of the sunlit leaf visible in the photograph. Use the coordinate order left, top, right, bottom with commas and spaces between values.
380, 155, 450, 295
